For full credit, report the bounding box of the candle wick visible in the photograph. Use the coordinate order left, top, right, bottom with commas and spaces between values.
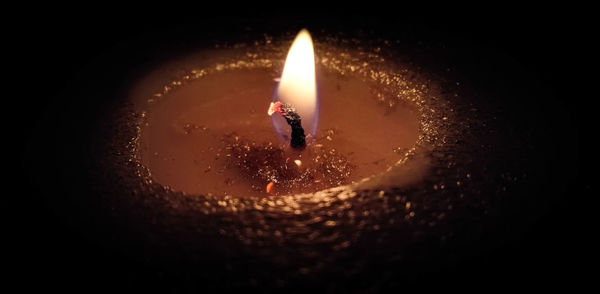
269, 101, 306, 149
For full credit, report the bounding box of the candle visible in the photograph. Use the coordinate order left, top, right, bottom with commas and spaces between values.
24, 16, 578, 292
83, 27, 477, 290
130, 30, 425, 197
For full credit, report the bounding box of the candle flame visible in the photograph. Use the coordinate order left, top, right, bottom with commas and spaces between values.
271, 29, 318, 138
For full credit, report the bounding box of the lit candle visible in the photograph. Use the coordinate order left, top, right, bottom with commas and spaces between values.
132, 30, 424, 197
25, 17, 575, 291
89, 24, 535, 291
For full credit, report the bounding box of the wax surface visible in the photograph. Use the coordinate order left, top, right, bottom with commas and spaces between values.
138, 69, 419, 196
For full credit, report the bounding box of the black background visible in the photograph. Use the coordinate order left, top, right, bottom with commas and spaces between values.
14, 5, 588, 292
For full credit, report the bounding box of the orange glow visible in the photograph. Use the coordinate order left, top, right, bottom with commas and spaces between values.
267, 101, 281, 116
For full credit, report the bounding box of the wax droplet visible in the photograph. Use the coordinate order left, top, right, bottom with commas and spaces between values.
266, 182, 275, 193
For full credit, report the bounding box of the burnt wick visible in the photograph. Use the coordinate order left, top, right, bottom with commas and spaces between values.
268, 101, 307, 149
